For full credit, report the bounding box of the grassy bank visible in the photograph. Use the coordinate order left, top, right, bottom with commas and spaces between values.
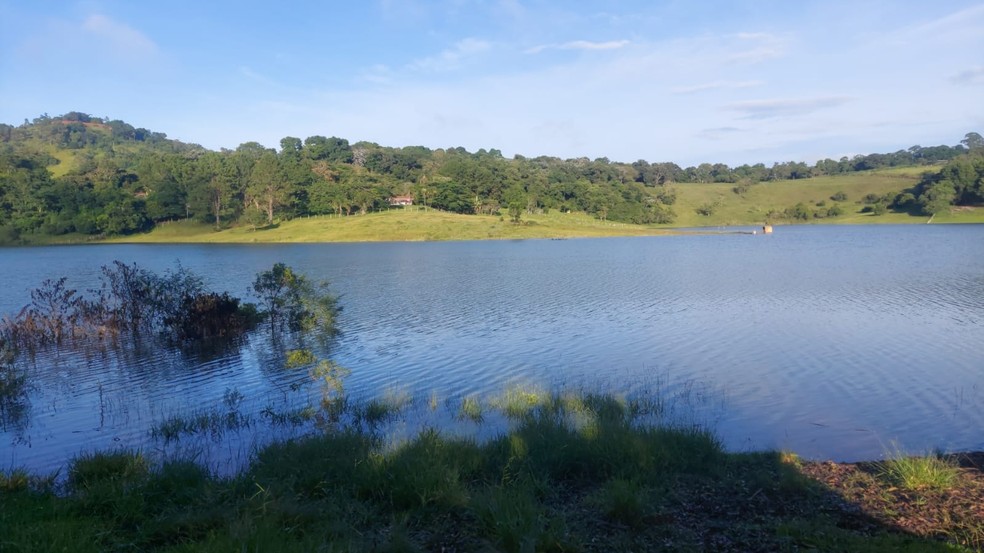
92, 167, 979, 245
109, 210, 679, 244
2, 390, 981, 552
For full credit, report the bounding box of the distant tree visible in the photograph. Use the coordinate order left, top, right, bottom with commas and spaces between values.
431, 181, 473, 214
503, 184, 526, 223
246, 152, 290, 224
961, 132, 983, 151
919, 180, 957, 215
304, 136, 353, 163
280, 136, 302, 157
146, 179, 187, 222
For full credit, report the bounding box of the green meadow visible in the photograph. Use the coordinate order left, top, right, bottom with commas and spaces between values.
103, 167, 980, 246
109, 209, 679, 244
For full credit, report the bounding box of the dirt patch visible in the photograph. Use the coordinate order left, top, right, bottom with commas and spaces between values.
800, 453, 984, 549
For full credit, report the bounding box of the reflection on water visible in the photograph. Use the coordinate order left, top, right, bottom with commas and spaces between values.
1, 224, 983, 474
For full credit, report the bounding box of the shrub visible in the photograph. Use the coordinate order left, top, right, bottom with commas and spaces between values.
695, 202, 716, 216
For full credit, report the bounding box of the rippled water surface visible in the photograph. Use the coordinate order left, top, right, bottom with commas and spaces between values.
1, 225, 982, 472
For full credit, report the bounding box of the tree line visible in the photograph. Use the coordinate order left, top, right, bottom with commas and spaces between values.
0, 112, 979, 242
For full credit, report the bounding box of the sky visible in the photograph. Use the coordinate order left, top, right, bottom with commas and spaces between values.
1, 0, 982, 167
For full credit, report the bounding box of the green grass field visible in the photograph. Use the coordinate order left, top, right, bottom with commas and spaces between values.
34, 166, 959, 246
669, 168, 936, 227
112, 209, 679, 244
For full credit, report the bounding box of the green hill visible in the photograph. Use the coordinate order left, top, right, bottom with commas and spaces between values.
2, 112, 981, 245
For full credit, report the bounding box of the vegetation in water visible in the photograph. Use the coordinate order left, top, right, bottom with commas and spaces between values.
0, 261, 340, 352
0, 345, 29, 430
2, 389, 982, 552
252, 262, 341, 334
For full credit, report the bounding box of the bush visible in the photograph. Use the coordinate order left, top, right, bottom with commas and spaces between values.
786, 202, 812, 221
695, 202, 716, 216
862, 203, 888, 215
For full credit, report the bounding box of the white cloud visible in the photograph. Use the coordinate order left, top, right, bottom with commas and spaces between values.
495, 0, 526, 21
697, 127, 744, 140
81, 14, 158, 59
408, 38, 491, 72
895, 4, 984, 43
724, 32, 787, 64
70, 4, 984, 166
672, 80, 763, 95
526, 39, 629, 54
359, 64, 395, 85
724, 96, 853, 120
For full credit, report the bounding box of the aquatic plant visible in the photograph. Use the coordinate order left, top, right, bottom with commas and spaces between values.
357, 388, 413, 426
457, 394, 484, 422
490, 384, 549, 419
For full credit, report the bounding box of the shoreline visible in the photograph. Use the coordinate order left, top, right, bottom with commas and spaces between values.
3, 407, 981, 551
3, 210, 983, 248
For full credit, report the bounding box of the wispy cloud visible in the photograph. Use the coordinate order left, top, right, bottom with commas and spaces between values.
725, 96, 852, 119
409, 38, 491, 72
896, 4, 984, 42
725, 32, 786, 64
82, 14, 158, 59
238, 66, 283, 88
495, 0, 526, 21
673, 80, 763, 95
526, 39, 629, 54
697, 127, 744, 140
950, 66, 984, 86
359, 64, 395, 85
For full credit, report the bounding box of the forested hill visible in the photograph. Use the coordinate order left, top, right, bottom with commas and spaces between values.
1, 112, 981, 244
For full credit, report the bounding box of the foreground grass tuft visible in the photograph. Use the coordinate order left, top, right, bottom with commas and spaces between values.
879, 449, 960, 492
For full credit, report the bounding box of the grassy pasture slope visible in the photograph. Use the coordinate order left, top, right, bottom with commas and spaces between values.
106, 166, 980, 244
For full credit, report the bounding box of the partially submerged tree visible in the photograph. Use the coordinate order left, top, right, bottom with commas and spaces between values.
251, 263, 341, 334
1, 261, 338, 349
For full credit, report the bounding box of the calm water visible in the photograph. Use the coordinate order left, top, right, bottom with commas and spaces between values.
1, 225, 982, 473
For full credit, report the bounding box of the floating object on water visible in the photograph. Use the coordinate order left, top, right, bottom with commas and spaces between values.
762, 225, 773, 234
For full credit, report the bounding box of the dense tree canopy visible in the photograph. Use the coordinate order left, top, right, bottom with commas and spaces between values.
898, 153, 984, 215
0, 112, 977, 243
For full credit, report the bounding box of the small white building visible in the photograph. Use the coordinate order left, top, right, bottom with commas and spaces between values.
388, 195, 414, 207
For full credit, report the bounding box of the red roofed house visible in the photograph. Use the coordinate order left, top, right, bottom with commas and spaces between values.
388, 195, 414, 207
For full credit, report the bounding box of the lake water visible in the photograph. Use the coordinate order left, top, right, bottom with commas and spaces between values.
1, 225, 982, 474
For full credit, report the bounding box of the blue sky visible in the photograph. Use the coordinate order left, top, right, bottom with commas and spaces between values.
1, 0, 982, 166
